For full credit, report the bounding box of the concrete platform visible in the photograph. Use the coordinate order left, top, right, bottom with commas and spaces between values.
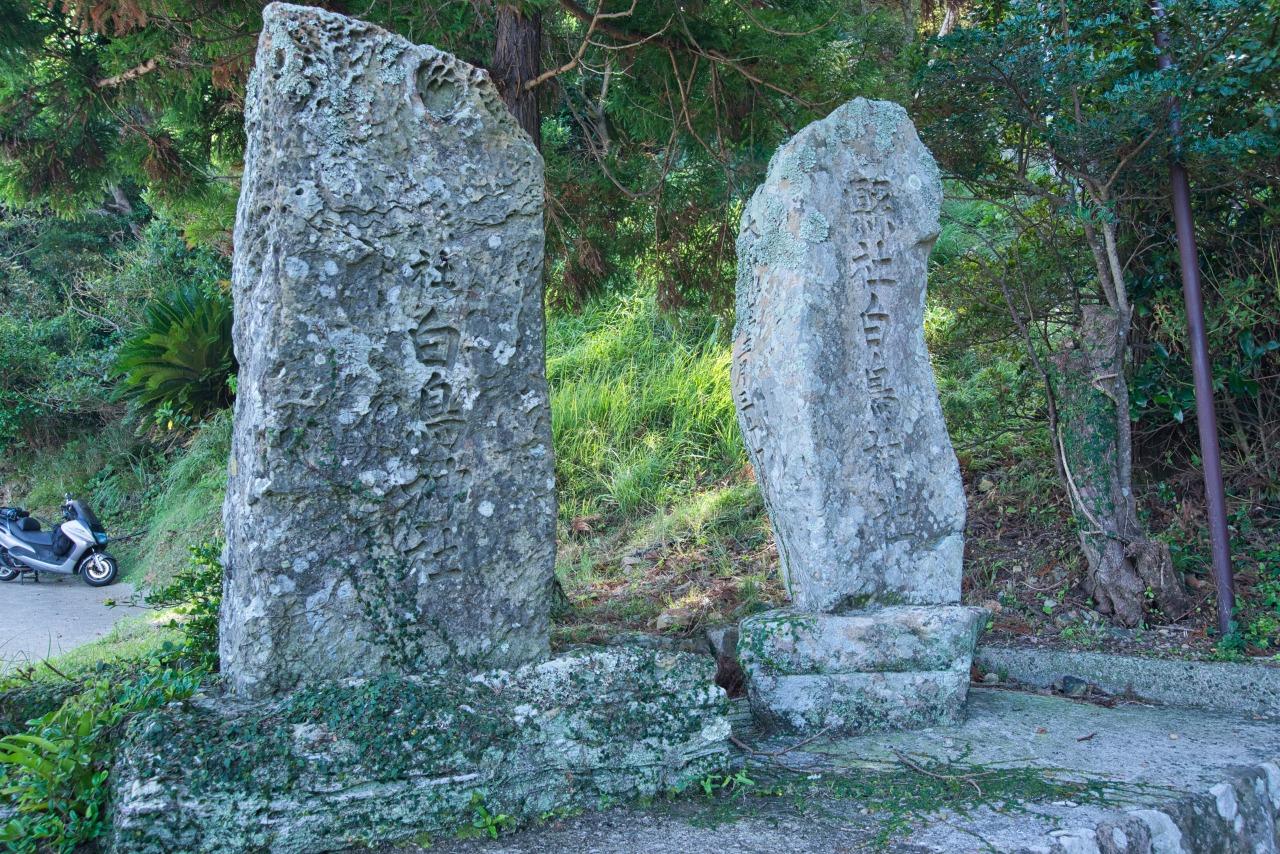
399, 687, 1280, 853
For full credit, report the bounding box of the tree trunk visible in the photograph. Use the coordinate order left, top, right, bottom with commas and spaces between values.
494, 5, 542, 148
1051, 305, 1190, 626
107, 185, 144, 239
938, 0, 962, 36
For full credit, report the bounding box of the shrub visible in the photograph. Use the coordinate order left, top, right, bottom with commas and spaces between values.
0, 682, 80, 738
0, 314, 127, 448
0, 545, 220, 851
144, 543, 224, 670
0, 670, 204, 852
113, 283, 236, 429
0, 215, 233, 450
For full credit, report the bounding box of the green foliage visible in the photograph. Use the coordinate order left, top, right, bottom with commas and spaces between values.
1130, 248, 1280, 477
0, 209, 128, 448
0, 686, 121, 851
0, 668, 205, 853
0, 0, 911, 304
922, 0, 1278, 190
1217, 524, 1280, 656
461, 790, 514, 840
113, 282, 235, 428
919, 0, 1280, 628
0, 0, 246, 214
691, 769, 756, 800
144, 543, 224, 669
540, 287, 785, 643
12, 420, 154, 516
1134, 274, 1279, 423
0, 213, 230, 450
548, 289, 743, 521
0, 541, 217, 852
0, 683, 80, 738
919, 0, 1280, 478
120, 408, 230, 587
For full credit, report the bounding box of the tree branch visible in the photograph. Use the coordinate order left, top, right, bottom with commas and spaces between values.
557, 0, 810, 106
95, 56, 160, 88
525, 0, 637, 91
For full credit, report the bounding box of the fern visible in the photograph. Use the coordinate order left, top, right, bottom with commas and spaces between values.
113, 284, 235, 426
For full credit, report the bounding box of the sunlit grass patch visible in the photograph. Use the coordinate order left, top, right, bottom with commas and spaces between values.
553, 481, 784, 647
1, 612, 180, 686
548, 290, 744, 522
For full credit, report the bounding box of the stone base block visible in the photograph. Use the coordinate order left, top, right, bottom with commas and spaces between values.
747, 666, 970, 733
738, 606, 985, 734
108, 648, 730, 854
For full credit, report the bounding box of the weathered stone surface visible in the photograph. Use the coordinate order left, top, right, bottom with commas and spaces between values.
732, 97, 964, 612
107, 648, 731, 854
221, 3, 554, 698
1066, 762, 1280, 854
738, 606, 986, 675
973, 646, 1280, 719
738, 607, 983, 733
746, 668, 970, 734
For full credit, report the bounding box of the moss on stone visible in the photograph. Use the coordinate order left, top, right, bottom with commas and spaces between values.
108, 647, 731, 853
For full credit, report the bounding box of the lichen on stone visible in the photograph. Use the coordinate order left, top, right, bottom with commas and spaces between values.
799, 210, 830, 244
108, 648, 732, 854
737, 607, 985, 735
221, 2, 555, 699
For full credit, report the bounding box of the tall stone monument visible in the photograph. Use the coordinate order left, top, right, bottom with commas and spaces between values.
107, 9, 732, 848
221, 2, 555, 698
733, 98, 984, 733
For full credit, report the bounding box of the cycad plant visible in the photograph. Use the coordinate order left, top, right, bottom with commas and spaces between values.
113, 284, 235, 428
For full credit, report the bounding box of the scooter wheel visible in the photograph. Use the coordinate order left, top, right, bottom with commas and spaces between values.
0, 564, 18, 582
80, 552, 119, 587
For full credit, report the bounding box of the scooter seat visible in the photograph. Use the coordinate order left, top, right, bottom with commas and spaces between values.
6, 525, 53, 547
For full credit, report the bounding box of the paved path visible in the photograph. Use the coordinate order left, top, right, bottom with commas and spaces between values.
0, 574, 148, 673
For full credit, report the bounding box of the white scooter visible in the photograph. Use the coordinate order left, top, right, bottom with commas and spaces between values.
0, 496, 118, 586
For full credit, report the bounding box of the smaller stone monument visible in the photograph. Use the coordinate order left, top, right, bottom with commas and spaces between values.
732, 98, 984, 734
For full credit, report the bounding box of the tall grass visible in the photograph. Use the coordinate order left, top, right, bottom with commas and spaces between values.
547, 291, 746, 521
116, 410, 229, 586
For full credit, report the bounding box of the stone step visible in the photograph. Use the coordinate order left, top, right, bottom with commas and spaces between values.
975, 644, 1280, 720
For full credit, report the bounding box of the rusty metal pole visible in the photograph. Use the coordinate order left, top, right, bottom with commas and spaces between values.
1150, 0, 1235, 636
